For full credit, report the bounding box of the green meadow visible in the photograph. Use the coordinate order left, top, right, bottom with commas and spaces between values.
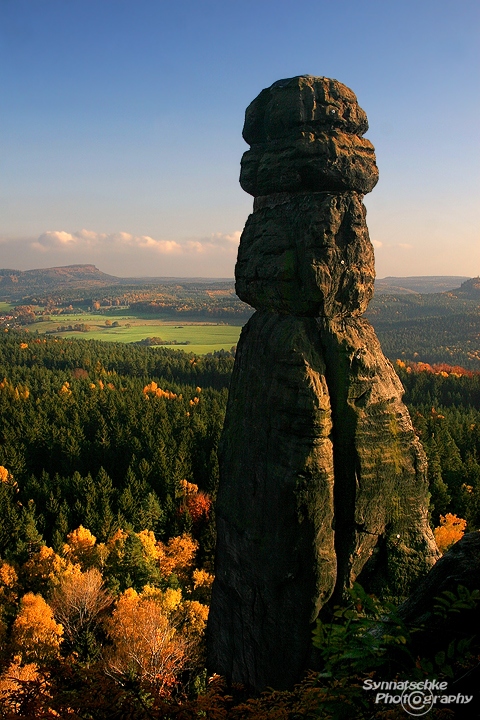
27, 312, 243, 354
0, 302, 13, 313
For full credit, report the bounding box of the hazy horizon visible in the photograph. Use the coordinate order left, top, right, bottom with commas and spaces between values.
1, 1, 479, 278
0, 261, 473, 285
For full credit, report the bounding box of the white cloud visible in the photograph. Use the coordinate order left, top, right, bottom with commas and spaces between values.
32, 229, 182, 254
183, 231, 242, 254
0, 229, 242, 277
372, 239, 383, 248
30, 229, 241, 256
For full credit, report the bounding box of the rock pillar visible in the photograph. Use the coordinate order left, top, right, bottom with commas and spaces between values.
207, 76, 438, 692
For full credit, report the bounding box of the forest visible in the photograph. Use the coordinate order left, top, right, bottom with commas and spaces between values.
0, 329, 480, 717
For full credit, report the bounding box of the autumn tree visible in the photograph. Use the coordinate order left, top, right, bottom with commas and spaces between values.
0, 468, 22, 558
63, 525, 97, 569
157, 533, 198, 585
51, 567, 112, 659
105, 589, 188, 695
11, 593, 63, 663
0, 657, 41, 711
179, 479, 212, 528
434, 513, 467, 553
108, 529, 163, 592
0, 561, 18, 605
0, 562, 18, 664
191, 567, 214, 604
21, 544, 80, 595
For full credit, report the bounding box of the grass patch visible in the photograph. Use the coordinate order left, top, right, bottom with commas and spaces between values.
27, 313, 243, 353
0, 302, 13, 313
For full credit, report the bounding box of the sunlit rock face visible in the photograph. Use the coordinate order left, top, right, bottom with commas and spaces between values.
207, 76, 439, 693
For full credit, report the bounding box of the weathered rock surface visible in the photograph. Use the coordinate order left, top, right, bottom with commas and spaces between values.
240, 76, 378, 197
236, 191, 374, 317
318, 317, 438, 600
207, 75, 439, 693
208, 312, 336, 690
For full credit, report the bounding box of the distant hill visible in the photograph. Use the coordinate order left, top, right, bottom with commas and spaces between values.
365, 278, 480, 370
447, 277, 480, 299
374, 276, 470, 295
0, 265, 234, 300
0, 265, 118, 298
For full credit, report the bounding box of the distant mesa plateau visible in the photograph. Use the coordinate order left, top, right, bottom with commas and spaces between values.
0, 264, 233, 297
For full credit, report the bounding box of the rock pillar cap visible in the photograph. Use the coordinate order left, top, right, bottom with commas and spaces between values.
240, 75, 378, 196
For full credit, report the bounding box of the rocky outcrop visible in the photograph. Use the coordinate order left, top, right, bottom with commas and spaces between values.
397, 531, 480, 629
395, 532, 480, 711
207, 75, 439, 692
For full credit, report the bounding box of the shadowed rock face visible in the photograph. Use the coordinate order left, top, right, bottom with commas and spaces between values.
207, 75, 439, 693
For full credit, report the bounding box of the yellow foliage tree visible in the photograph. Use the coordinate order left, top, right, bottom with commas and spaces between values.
181, 600, 209, 640
59, 381, 72, 396
0, 562, 18, 593
192, 567, 214, 603
22, 545, 80, 594
434, 513, 467, 554
64, 525, 97, 569
137, 529, 161, 562
179, 479, 199, 496
192, 568, 214, 591
141, 586, 183, 616
12, 593, 63, 663
105, 589, 188, 695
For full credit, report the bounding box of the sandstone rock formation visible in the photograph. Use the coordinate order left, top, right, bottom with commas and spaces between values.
395, 532, 480, 711
397, 531, 480, 631
207, 75, 439, 693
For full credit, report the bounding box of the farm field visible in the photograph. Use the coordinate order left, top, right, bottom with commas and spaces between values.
0, 302, 12, 312
26, 312, 243, 354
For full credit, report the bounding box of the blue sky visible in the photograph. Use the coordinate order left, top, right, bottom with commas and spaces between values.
1, 0, 479, 278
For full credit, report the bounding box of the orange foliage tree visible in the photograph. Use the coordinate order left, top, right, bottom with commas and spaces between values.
434, 513, 467, 553
157, 533, 198, 583
143, 381, 179, 400
179, 479, 212, 525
